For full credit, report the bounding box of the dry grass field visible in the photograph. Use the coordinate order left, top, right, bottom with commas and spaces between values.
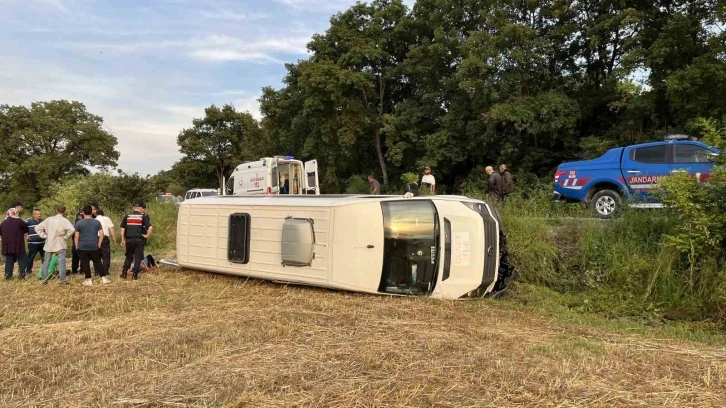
1, 261, 725, 408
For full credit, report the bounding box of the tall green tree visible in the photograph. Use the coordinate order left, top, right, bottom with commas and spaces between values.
177, 104, 264, 190
261, 0, 413, 187
0, 100, 119, 205
260, 0, 725, 193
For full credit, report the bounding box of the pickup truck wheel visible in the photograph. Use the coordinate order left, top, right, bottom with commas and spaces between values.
590, 189, 621, 219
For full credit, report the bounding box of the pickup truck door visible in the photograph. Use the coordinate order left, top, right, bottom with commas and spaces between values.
621, 143, 670, 203
304, 160, 320, 195
670, 142, 715, 182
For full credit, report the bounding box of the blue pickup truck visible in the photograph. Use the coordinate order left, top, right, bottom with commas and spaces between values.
553, 135, 719, 218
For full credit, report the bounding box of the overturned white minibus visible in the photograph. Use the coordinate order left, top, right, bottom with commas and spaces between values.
176, 194, 513, 299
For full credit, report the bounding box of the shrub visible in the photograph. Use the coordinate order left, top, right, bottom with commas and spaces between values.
345, 174, 370, 194
36, 172, 158, 214
489, 176, 723, 322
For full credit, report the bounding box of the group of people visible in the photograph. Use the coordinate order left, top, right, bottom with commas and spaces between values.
367, 166, 438, 195
367, 165, 514, 201
486, 164, 515, 202
0, 200, 153, 285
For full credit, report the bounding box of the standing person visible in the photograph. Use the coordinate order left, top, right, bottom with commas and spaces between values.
499, 165, 515, 202
0, 208, 29, 280
71, 202, 99, 275
95, 209, 116, 277
420, 166, 436, 193
120, 201, 153, 280
74, 205, 109, 286
24, 209, 46, 277
35, 205, 76, 284
485, 166, 504, 202
11, 201, 24, 217
368, 175, 381, 195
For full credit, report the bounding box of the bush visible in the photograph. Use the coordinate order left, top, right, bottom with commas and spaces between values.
491, 176, 725, 322
36, 172, 158, 215
345, 174, 370, 194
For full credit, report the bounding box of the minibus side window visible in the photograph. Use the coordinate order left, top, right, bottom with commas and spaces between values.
443, 219, 452, 281
228, 213, 251, 263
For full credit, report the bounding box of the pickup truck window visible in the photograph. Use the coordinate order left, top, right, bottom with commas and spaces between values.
674, 145, 713, 163
630, 145, 667, 164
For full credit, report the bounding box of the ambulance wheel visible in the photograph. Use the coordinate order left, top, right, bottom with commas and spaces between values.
590, 189, 621, 219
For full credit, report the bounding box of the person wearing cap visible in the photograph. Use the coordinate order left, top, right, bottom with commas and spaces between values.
420, 167, 436, 193
119, 201, 153, 280
0, 208, 29, 280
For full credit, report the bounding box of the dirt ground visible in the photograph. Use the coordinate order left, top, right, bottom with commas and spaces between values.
1, 265, 725, 408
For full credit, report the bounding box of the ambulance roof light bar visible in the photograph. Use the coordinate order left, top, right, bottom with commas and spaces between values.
664, 134, 692, 141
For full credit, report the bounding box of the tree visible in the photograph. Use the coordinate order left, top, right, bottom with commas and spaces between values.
177, 104, 263, 190
259, 0, 725, 193
261, 0, 413, 187
0, 100, 119, 206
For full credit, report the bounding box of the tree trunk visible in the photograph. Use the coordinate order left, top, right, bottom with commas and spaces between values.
376, 75, 388, 185
217, 165, 225, 192
375, 128, 388, 185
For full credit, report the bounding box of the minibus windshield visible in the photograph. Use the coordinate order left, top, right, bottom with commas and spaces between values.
379, 200, 439, 294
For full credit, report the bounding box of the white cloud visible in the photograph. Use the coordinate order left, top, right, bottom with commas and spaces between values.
190, 49, 281, 63
29, 0, 68, 13
186, 34, 311, 63
199, 9, 268, 22
231, 96, 262, 120
272, 0, 356, 11
61, 34, 311, 64
162, 97, 262, 121
273, 0, 416, 11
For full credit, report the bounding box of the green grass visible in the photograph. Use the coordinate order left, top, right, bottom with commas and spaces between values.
492, 189, 726, 327
500, 284, 726, 347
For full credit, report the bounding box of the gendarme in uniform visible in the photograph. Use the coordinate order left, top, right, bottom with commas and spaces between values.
120, 201, 152, 280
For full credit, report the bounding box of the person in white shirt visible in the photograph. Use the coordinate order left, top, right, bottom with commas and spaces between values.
95, 209, 116, 277
34, 205, 75, 283
421, 166, 436, 193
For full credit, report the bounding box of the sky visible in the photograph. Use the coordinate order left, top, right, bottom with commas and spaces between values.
0, 0, 412, 175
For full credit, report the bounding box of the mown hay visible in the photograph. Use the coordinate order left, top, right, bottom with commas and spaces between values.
1, 265, 725, 407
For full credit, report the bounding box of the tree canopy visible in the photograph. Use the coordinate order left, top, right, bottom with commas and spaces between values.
176, 104, 265, 191
0, 100, 119, 206
259, 0, 726, 193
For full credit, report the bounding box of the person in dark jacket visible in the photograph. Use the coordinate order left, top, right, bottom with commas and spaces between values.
0, 208, 29, 280
485, 166, 503, 201
24, 208, 46, 277
120, 201, 153, 280
499, 164, 514, 202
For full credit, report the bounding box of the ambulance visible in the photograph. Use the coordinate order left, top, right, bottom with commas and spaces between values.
225, 156, 320, 196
